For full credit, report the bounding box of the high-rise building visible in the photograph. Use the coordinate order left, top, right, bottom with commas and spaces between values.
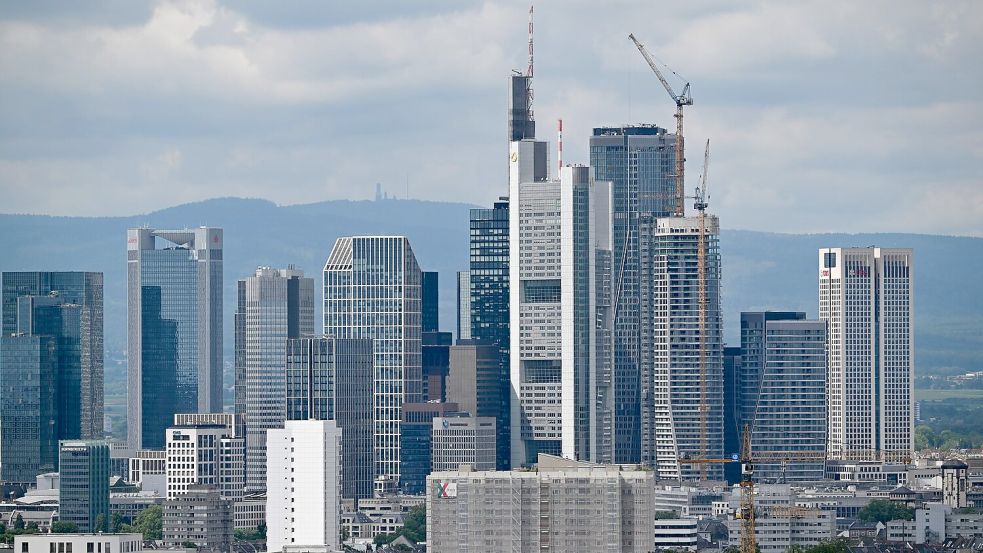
399, 402, 460, 495
284, 336, 374, 500
456, 271, 471, 341
59, 440, 110, 532
509, 142, 614, 466
468, 197, 511, 469
422, 331, 452, 402
431, 415, 497, 472
819, 247, 914, 462
162, 484, 233, 552
508, 74, 535, 142
446, 341, 500, 421
234, 266, 315, 492
266, 420, 343, 553
638, 215, 723, 481
740, 312, 827, 482
1, 332, 57, 482
323, 236, 422, 483
427, 454, 654, 553
590, 125, 678, 464
723, 346, 742, 485
1, 272, 103, 441
165, 420, 244, 502
422, 271, 439, 333
127, 228, 223, 450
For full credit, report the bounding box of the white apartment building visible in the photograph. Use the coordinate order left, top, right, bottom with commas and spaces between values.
266, 420, 342, 553
427, 454, 653, 553
431, 416, 496, 472
165, 422, 244, 502
509, 138, 614, 466
819, 247, 913, 462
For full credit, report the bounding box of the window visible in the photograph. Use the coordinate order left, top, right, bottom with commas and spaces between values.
23, 544, 29, 553
824, 252, 837, 269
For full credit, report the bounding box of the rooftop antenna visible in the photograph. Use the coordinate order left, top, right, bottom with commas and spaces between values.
526, 5, 534, 119
557, 118, 563, 175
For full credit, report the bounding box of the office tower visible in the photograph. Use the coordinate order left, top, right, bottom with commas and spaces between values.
59, 440, 110, 532
422, 271, 439, 333
446, 341, 500, 419
590, 125, 678, 464
427, 455, 654, 553
399, 402, 459, 495
508, 74, 535, 142
819, 247, 914, 462
266, 420, 343, 553
468, 197, 511, 469
127, 228, 223, 450
723, 346, 742, 484
740, 312, 827, 482
1, 272, 103, 440
234, 266, 315, 492
509, 144, 614, 466
431, 415, 497, 472
0, 333, 57, 482
162, 484, 233, 551
323, 236, 422, 482
422, 331, 452, 402
284, 336, 373, 499
165, 419, 244, 502
638, 215, 723, 481
456, 271, 471, 341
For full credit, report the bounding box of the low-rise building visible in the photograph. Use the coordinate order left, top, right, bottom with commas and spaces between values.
162, 484, 232, 552
725, 506, 835, 553
233, 492, 265, 531
15, 534, 144, 553
654, 518, 698, 551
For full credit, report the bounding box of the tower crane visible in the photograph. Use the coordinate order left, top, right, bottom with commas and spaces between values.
628, 33, 692, 217
693, 139, 710, 480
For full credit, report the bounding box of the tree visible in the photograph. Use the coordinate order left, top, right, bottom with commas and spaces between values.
94, 514, 106, 533
857, 499, 914, 523
111, 513, 125, 534
13, 515, 24, 531
399, 505, 425, 544
51, 521, 80, 534
131, 505, 163, 540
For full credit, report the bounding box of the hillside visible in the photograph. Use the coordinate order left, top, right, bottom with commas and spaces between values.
1, 197, 979, 374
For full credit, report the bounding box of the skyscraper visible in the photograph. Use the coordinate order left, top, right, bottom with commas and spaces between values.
59, 440, 110, 532
509, 142, 614, 466
284, 336, 374, 499
468, 197, 511, 469
590, 125, 679, 464
638, 215, 723, 481
1, 272, 103, 440
127, 228, 222, 450
234, 266, 315, 492
1, 332, 57, 482
456, 271, 471, 341
323, 236, 422, 482
266, 420, 343, 553
422, 271, 439, 333
819, 247, 913, 462
740, 312, 827, 482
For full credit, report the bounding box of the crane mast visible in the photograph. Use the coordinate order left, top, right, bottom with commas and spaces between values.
696, 139, 710, 480
628, 33, 692, 217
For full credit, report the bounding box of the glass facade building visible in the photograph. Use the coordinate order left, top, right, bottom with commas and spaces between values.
590, 125, 677, 464
422, 271, 439, 333
59, 440, 110, 532
399, 402, 459, 495
468, 198, 511, 469
0, 334, 57, 482
127, 228, 223, 450
456, 271, 471, 341
234, 266, 314, 492
284, 333, 374, 500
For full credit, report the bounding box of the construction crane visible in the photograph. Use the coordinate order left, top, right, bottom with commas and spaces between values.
628, 33, 692, 218
693, 139, 710, 480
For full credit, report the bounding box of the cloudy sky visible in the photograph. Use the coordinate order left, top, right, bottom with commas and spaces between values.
1, 0, 981, 235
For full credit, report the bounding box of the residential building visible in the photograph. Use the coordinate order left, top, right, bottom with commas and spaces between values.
456, 271, 471, 341
509, 146, 614, 466
323, 236, 422, 482
431, 415, 496, 472
165, 421, 244, 502
638, 215, 723, 480
235, 266, 315, 492
14, 534, 143, 553
1, 272, 103, 441
468, 197, 511, 469
59, 440, 110, 532
284, 336, 373, 499
162, 484, 232, 552
590, 125, 679, 464
427, 454, 654, 553
819, 247, 913, 462
740, 312, 827, 482
399, 402, 459, 495
127, 228, 223, 450
266, 420, 343, 553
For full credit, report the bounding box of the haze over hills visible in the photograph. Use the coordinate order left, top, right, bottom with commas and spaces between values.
1, 197, 979, 376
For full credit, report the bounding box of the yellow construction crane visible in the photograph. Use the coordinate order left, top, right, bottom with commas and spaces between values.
693, 139, 710, 480
628, 33, 692, 217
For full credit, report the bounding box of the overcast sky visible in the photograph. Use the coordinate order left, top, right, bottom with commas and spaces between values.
1, 1, 980, 235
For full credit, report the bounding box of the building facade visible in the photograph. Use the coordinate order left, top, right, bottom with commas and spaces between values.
456, 271, 471, 341
323, 236, 422, 482
740, 312, 827, 482
638, 215, 723, 481
162, 484, 232, 552
266, 420, 342, 553
422, 271, 439, 333
165, 422, 244, 502
431, 415, 496, 472
399, 402, 459, 495
446, 341, 500, 420
427, 455, 654, 553
59, 440, 110, 532
284, 336, 374, 499
590, 125, 678, 464
234, 266, 315, 492
127, 228, 223, 450
819, 247, 913, 461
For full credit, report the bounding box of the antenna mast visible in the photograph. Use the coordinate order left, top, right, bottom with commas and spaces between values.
526, 6, 534, 120
557, 118, 563, 174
